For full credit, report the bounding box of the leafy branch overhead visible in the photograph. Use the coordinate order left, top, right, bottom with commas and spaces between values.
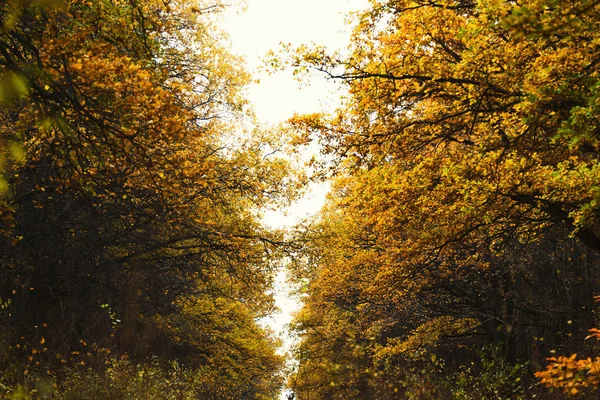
287, 0, 600, 398
0, 1, 297, 399
4, 0, 600, 399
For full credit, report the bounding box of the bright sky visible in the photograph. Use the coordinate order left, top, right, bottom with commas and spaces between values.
219, 1, 368, 397
220, 0, 369, 225
221, 0, 367, 125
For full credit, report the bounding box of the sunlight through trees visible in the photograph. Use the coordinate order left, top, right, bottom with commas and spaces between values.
2, 0, 600, 399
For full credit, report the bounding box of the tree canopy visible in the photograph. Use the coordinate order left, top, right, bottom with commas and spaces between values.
0, 0, 294, 398
5, 0, 600, 398
286, 0, 600, 398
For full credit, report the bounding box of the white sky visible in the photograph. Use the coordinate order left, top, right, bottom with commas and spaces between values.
221, 0, 367, 125
219, 1, 368, 397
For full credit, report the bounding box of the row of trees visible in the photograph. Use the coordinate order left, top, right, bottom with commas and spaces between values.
5, 0, 600, 398
0, 0, 294, 398
287, 0, 600, 398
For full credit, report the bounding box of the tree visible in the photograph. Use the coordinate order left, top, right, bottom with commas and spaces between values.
291, 0, 600, 255
0, 1, 293, 398
287, 0, 600, 398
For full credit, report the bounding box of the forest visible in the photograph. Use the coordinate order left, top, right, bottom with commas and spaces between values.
1, 0, 600, 399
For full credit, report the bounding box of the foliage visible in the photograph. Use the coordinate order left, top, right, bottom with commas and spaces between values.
443, 345, 530, 400
0, 0, 293, 398
285, 0, 600, 398
536, 353, 600, 396
536, 297, 600, 396
289, 0, 600, 255
0, 351, 280, 400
